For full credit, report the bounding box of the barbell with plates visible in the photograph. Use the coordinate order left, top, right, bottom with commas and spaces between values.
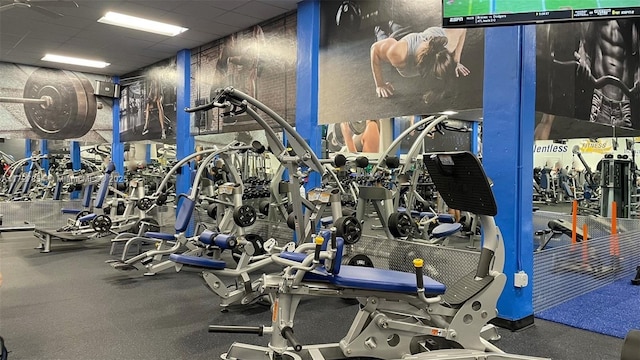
91, 214, 112, 233
0, 68, 98, 139
233, 205, 257, 227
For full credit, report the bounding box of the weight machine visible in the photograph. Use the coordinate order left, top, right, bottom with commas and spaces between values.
210, 151, 548, 360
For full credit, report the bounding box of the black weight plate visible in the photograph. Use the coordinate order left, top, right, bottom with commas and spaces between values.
132, 217, 160, 235
348, 120, 367, 135
388, 212, 413, 238
137, 197, 154, 211
207, 204, 217, 220
24, 68, 78, 137
116, 203, 126, 215
69, 72, 97, 139
91, 214, 112, 233
232, 233, 266, 263
346, 254, 374, 268
233, 205, 256, 227
286, 213, 296, 230
259, 200, 269, 216
334, 216, 362, 245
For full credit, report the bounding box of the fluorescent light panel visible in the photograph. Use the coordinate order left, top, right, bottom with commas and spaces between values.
41, 54, 110, 68
98, 11, 188, 36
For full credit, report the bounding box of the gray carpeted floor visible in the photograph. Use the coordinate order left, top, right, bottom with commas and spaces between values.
0, 231, 626, 360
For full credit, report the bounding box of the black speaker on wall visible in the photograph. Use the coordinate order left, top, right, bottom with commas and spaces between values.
95, 81, 120, 98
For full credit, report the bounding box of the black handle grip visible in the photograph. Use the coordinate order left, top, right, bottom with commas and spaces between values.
281, 327, 302, 352
330, 229, 337, 249
414, 260, 424, 290
185, 102, 214, 113
208, 325, 263, 335
314, 242, 321, 262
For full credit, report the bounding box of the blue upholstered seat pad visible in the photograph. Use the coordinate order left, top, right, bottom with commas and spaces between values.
78, 213, 97, 222
279, 252, 308, 262
169, 254, 226, 269
432, 223, 462, 238
437, 214, 455, 223
320, 216, 333, 226
61, 209, 82, 214
330, 265, 446, 294
144, 231, 175, 240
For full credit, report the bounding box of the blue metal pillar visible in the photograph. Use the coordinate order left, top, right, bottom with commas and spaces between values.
39, 140, 48, 172
471, 122, 479, 155
296, 0, 321, 191
176, 48, 195, 235
24, 139, 32, 159
482, 25, 536, 329
112, 76, 125, 181
70, 141, 81, 199
145, 144, 152, 166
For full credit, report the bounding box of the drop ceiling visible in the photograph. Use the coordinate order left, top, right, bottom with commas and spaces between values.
0, 0, 300, 76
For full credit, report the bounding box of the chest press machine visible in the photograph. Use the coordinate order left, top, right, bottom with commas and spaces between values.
210, 151, 548, 360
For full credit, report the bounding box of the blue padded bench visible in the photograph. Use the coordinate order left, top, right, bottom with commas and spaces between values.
332, 266, 445, 294
280, 252, 308, 262
321, 216, 334, 227
293, 231, 447, 295
78, 213, 97, 222
61, 183, 95, 214
432, 223, 462, 238
437, 214, 455, 223
144, 232, 175, 240
169, 254, 226, 270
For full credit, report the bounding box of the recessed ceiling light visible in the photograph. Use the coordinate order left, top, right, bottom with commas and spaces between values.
97, 11, 188, 36
41, 54, 110, 68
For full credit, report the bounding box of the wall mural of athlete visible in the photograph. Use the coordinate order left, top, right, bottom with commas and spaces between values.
535, 19, 640, 140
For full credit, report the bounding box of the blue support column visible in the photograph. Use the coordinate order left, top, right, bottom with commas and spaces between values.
145, 143, 152, 166
24, 139, 32, 169
471, 122, 479, 155
176, 49, 195, 235
39, 140, 48, 172
70, 141, 81, 199
481, 25, 536, 329
112, 76, 125, 181
24, 139, 32, 159
296, 0, 321, 191
393, 118, 403, 156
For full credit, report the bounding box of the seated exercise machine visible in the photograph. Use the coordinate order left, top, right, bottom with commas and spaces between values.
164, 88, 364, 308
32, 163, 116, 252
209, 151, 548, 360
107, 142, 256, 274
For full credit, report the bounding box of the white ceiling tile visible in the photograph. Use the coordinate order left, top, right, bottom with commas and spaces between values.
0, 0, 297, 75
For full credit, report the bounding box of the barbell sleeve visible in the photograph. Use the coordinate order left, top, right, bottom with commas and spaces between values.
0, 96, 51, 106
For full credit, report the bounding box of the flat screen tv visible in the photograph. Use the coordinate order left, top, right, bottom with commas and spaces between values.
443, 0, 639, 28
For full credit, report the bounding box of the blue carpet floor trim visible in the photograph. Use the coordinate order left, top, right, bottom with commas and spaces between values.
536, 278, 640, 338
